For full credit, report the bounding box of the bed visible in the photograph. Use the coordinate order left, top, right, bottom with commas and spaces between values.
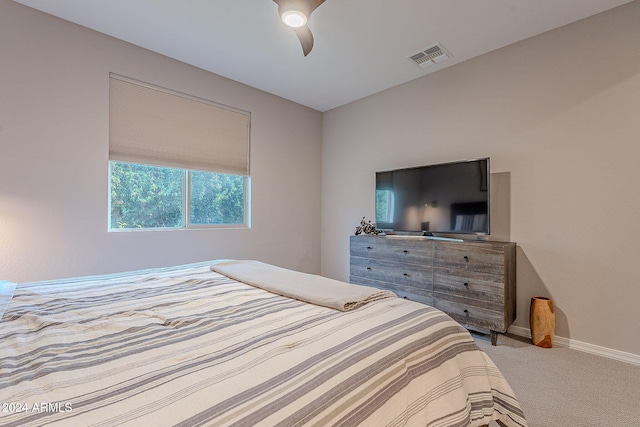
0, 260, 527, 427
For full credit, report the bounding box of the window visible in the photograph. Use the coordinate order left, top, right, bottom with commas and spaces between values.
109, 162, 248, 229
189, 169, 246, 225
108, 74, 250, 230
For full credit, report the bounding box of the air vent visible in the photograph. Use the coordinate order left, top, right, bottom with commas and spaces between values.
409, 43, 452, 68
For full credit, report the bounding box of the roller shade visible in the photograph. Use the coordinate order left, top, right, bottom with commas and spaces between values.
109, 74, 250, 176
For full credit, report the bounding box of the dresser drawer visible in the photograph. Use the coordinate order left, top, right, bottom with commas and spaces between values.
433, 268, 504, 304
349, 275, 434, 306
434, 294, 506, 332
350, 236, 434, 265
350, 256, 432, 289
434, 244, 504, 275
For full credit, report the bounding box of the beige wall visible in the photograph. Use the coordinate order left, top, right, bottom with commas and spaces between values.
322, 2, 640, 356
0, 1, 322, 282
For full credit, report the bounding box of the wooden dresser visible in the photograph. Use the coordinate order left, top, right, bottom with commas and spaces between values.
350, 235, 516, 345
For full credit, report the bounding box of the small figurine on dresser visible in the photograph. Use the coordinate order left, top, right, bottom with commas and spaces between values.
354, 217, 380, 236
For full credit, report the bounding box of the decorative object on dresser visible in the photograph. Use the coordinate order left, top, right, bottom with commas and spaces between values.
530, 296, 555, 348
354, 217, 381, 235
350, 234, 517, 345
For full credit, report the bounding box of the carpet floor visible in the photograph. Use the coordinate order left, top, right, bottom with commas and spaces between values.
475, 333, 640, 427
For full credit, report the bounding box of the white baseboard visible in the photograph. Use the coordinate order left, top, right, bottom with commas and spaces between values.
507, 325, 640, 367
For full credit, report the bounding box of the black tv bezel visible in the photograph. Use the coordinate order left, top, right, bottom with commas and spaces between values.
375, 157, 490, 236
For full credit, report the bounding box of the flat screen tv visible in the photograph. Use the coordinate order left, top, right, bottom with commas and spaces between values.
375, 158, 490, 235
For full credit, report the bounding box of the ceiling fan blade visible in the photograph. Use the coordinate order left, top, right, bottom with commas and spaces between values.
293, 25, 314, 56
272, 0, 325, 15
308, 0, 326, 14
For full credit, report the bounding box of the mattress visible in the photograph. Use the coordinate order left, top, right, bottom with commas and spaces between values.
0, 261, 527, 426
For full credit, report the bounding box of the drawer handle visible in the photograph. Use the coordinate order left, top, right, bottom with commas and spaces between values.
463, 282, 469, 287
403, 250, 409, 254
366, 267, 372, 271
403, 273, 410, 277
367, 246, 373, 250
463, 256, 469, 262
464, 309, 469, 314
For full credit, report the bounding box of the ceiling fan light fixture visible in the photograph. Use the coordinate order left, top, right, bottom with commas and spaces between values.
281, 10, 307, 27
273, 0, 325, 55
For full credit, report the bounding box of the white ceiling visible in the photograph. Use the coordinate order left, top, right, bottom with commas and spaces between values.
15, 0, 633, 112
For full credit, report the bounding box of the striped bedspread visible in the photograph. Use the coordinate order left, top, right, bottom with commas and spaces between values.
0, 262, 527, 427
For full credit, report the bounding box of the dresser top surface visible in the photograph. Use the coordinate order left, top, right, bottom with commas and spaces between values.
351, 234, 515, 248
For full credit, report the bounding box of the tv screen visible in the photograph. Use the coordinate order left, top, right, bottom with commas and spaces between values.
375, 158, 490, 235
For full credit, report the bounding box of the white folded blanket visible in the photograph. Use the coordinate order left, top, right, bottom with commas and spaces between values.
211, 260, 396, 311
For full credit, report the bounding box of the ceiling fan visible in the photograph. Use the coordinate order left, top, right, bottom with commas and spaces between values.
273, 0, 326, 56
